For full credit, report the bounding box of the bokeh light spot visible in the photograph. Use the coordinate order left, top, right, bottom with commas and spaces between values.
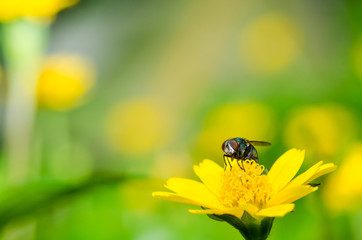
284, 105, 357, 158
37, 54, 95, 111
121, 179, 163, 214
323, 143, 362, 212
150, 152, 191, 180
240, 13, 301, 74
105, 98, 173, 156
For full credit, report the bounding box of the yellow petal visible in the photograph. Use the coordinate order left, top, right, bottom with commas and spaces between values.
193, 159, 223, 197
256, 204, 295, 217
267, 149, 305, 192
189, 207, 245, 219
240, 204, 260, 216
152, 191, 199, 205
285, 161, 324, 189
188, 208, 234, 215
165, 178, 221, 209
305, 163, 337, 183
267, 185, 318, 207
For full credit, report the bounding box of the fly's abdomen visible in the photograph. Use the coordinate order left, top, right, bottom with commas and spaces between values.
250, 147, 258, 161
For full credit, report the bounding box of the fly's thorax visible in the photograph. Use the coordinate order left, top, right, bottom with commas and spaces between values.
236, 138, 248, 155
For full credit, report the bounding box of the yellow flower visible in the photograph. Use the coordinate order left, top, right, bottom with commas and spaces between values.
284, 105, 357, 158
240, 13, 301, 74
150, 152, 191, 180
153, 149, 336, 228
0, 0, 78, 22
37, 54, 95, 110
122, 179, 164, 214
105, 98, 174, 156
323, 143, 362, 212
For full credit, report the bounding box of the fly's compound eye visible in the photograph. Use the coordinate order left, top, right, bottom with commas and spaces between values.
221, 140, 229, 152
229, 139, 239, 152
221, 141, 227, 151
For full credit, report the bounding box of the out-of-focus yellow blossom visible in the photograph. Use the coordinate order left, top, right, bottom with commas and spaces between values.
196, 103, 274, 159
352, 37, 362, 81
240, 13, 301, 74
153, 149, 336, 229
0, 0, 78, 22
150, 152, 192, 180
284, 105, 357, 158
37, 54, 95, 110
122, 179, 164, 214
105, 98, 174, 156
323, 143, 362, 212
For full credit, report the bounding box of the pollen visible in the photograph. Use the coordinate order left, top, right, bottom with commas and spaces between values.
219, 160, 272, 209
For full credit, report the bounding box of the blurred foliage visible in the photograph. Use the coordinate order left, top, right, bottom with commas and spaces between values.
0, 173, 131, 230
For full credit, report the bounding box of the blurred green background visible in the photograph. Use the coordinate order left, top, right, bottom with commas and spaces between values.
0, 0, 361, 239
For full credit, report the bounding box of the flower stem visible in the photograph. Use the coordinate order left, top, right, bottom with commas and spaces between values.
210, 213, 274, 240
1, 19, 49, 185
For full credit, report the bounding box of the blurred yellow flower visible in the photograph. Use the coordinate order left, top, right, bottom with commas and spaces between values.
105, 98, 174, 156
150, 152, 191, 180
153, 149, 336, 238
196, 102, 274, 159
37, 54, 95, 110
284, 105, 356, 158
122, 179, 163, 214
323, 143, 362, 212
154, 149, 335, 218
240, 13, 301, 74
0, 0, 78, 22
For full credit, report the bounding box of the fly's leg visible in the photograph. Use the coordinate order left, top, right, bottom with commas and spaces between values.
242, 160, 245, 171
223, 155, 227, 170
235, 149, 245, 171
251, 156, 259, 164
223, 155, 232, 171
228, 158, 232, 171
236, 160, 243, 170
228, 156, 232, 170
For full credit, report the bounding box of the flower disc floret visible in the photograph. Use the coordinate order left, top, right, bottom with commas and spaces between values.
220, 160, 272, 210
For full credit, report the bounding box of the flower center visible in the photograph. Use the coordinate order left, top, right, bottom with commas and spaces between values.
219, 160, 272, 209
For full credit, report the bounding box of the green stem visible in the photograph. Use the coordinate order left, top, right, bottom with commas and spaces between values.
1, 19, 49, 185
209, 213, 274, 240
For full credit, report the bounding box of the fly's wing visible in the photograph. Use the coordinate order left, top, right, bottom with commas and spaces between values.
249, 141, 271, 146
